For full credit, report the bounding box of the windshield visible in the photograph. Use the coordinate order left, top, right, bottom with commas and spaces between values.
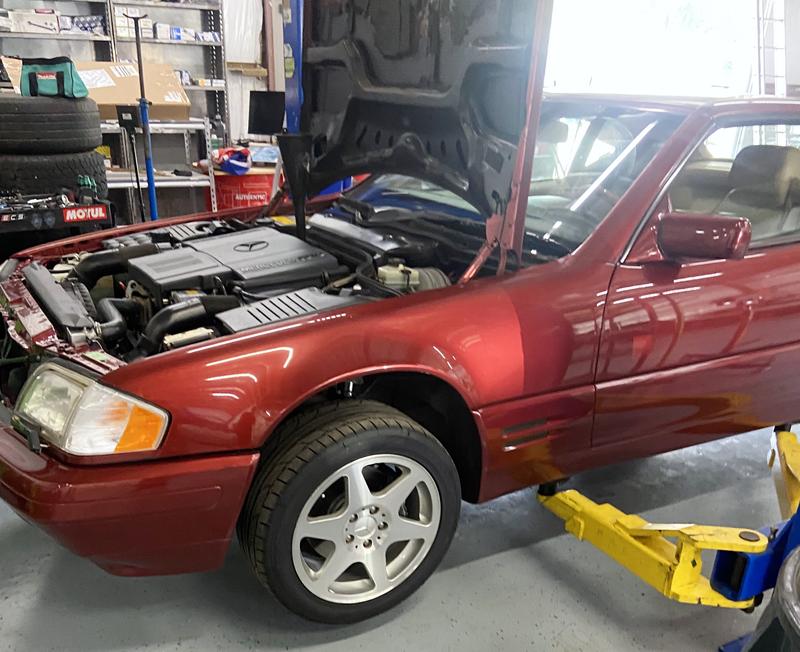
344, 101, 685, 255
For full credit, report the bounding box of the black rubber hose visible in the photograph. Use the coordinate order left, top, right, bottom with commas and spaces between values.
128, 295, 239, 360
306, 229, 403, 297
95, 298, 141, 343
69, 243, 159, 289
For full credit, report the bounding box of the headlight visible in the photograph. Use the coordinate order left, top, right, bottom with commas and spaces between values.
14, 363, 168, 456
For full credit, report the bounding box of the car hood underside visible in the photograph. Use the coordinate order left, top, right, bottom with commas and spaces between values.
294, 0, 544, 218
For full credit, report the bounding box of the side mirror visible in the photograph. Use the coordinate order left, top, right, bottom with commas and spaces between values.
656, 212, 752, 262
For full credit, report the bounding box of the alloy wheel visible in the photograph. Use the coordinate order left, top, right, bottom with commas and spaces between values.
291, 453, 442, 604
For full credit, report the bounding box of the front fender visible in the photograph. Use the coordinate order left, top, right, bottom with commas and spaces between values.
103, 280, 527, 459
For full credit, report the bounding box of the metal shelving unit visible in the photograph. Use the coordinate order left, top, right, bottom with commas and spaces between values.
116, 36, 219, 46
107, 1, 227, 220
110, 0, 229, 130
102, 118, 207, 135
107, 170, 211, 189
0, 0, 116, 60
1, 1, 229, 128
103, 116, 217, 215
1, 0, 228, 222
183, 82, 224, 91
118, 0, 220, 10
0, 32, 111, 41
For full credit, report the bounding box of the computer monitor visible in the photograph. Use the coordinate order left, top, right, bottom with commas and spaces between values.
248, 91, 286, 136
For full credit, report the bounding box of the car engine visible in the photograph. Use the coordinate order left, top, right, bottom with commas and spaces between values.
21, 216, 455, 361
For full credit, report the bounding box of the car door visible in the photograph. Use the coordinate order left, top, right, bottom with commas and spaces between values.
593, 119, 800, 449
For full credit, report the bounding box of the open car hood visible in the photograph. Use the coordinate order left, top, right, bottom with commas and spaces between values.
289, 0, 552, 219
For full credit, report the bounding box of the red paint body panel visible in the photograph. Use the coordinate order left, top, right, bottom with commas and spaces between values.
0, 424, 259, 575
103, 253, 611, 494
3, 97, 800, 576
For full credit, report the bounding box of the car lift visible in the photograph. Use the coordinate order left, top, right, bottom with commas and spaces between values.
538, 427, 800, 651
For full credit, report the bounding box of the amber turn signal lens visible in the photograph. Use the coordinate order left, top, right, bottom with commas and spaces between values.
115, 405, 169, 453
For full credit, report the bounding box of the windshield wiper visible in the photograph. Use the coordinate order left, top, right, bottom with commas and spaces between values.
336, 196, 376, 223
336, 196, 481, 229
338, 197, 568, 259
524, 230, 574, 256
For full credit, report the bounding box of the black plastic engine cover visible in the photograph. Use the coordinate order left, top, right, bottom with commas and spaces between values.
128, 227, 342, 302
189, 227, 341, 285
128, 249, 231, 302
103, 221, 228, 250
217, 287, 369, 333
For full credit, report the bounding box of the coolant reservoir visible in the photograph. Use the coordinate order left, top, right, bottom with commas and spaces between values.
377, 264, 450, 292
378, 264, 420, 291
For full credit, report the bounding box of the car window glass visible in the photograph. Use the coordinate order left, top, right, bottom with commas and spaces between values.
346, 104, 683, 259
584, 119, 633, 170
669, 123, 800, 247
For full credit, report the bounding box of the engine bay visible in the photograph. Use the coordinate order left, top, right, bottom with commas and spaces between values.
12, 213, 470, 363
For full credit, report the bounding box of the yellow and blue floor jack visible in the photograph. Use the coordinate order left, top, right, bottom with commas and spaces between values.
538, 427, 800, 651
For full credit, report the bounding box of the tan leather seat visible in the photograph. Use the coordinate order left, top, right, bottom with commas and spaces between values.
715, 145, 800, 240
671, 159, 733, 213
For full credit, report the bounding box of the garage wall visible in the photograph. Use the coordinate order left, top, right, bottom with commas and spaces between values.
223, 0, 268, 141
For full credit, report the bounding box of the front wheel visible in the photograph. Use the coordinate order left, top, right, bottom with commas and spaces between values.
238, 400, 461, 623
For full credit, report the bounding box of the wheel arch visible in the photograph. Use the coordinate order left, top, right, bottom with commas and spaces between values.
260, 370, 485, 504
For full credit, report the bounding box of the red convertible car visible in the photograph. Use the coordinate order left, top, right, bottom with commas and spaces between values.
2, 0, 800, 624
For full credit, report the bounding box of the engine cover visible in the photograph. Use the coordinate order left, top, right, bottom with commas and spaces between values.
128, 227, 342, 302
217, 287, 369, 333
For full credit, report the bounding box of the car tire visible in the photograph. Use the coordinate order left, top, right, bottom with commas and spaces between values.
0, 96, 102, 155
0, 151, 108, 198
238, 400, 461, 624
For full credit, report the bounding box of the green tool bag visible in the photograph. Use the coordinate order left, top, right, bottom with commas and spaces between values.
20, 57, 88, 99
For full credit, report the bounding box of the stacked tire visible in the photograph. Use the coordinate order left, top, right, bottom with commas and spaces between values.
0, 95, 107, 198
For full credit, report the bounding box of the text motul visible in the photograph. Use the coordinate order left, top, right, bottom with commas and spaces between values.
63, 206, 108, 223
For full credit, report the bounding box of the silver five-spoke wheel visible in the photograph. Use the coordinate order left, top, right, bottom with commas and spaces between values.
239, 400, 460, 622
292, 454, 441, 603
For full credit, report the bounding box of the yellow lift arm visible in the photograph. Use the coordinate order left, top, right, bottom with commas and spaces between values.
538, 428, 800, 610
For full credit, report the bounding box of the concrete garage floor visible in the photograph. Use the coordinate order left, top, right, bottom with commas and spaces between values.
0, 427, 780, 652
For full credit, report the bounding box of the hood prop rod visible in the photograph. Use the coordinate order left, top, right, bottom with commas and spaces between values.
458, 212, 505, 284
458, 0, 554, 285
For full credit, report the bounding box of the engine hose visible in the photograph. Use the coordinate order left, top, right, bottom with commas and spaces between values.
306, 230, 402, 297
68, 243, 159, 289
128, 295, 239, 360
95, 298, 141, 343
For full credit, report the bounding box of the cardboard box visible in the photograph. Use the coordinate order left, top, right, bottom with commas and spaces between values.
170, 26, 196, 41
60, 15, 106, 35
73, 15, 106, 35
0, 58, 191, 121
0, 9, 11, 33
115, 6, 139, 18
175, 69, 192, 86
154, 22, 171, 40
138, 18, 153, 38
197, 31, 221, 43
11, 10, 60, 35
77, 61, 190, 120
